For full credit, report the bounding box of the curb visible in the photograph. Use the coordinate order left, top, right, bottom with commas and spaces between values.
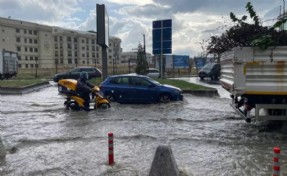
182, 89, 219, 97
0, 82, 51, 95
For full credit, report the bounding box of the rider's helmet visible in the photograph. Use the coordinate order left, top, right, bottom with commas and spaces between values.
79, 71, 89, 81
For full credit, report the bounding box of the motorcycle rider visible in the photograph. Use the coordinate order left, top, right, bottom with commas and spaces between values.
76, 71, 94, 111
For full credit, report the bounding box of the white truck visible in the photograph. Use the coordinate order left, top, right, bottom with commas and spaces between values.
0, 50, 18, 80
220, 46, 287, 122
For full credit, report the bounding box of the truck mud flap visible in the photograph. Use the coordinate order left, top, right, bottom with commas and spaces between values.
230, 102, 251, 122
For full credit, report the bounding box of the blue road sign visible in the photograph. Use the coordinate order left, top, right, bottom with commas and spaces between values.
152, 19, 172, 55
173, 55, 189, 68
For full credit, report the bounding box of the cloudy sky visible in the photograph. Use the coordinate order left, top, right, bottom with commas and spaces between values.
0, 0, 285, 56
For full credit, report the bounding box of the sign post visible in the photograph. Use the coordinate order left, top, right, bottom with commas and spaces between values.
152, 19, 172, 79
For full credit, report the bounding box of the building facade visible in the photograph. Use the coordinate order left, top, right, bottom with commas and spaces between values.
120, 51, 153, 66
0, 16, 122, 75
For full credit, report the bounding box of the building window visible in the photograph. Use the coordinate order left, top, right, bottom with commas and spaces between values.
24, 38, 27, 43
33, 31, 37, 35
34, 39, 37, 44
30, 56, 33, 60
35, 57, 38, 60
29, 48, 33, 52
29, 30, 32, 35
67, 36, 71, 42
30, 64, 34, 68
59, 36, 63, 42
17, 47, 21, 51
82, 39, 85, 43
25, 64, 28, 68
68, 58, 72, 64
25, 56, 28, 60
54, 36, 58, 42
25, 47, 28, 52
24, 29, 27, 34
34, 48, 38, 52
74, 38, 78, 42
18, 64, 22, 68
16, 28, 20, 33
29, 38, 32, 43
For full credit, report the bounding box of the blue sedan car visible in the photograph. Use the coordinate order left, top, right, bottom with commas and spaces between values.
99, 74, 183, 103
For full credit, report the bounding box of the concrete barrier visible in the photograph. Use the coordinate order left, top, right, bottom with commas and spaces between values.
148, 145, 179, 176
0, 138, 6, 158
0, 82, 51, 94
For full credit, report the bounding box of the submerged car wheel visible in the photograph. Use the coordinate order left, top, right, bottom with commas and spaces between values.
105, 93, 116, 102
159, 93, 171, 103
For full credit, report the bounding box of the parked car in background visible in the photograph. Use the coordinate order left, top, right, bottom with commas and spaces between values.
146, 68, 160, 78
198, 63, 221, 80
99, 74, 183, 103
53, 66, 102, 82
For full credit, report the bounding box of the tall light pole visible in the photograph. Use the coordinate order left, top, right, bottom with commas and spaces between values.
143, 34, 147, 61
283, 0, 286, 30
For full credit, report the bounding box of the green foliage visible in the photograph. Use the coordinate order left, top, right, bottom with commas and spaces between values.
135, 43, 148, 75
206, 2, 287, 56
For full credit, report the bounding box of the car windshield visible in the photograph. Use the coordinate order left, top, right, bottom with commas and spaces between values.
202, 63, 216, 71
146, 77, 161, 86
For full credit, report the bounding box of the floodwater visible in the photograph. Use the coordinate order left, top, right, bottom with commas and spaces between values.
1, 80, 287, 176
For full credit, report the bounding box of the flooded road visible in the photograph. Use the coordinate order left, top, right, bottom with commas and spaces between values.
1, 82, 287, 176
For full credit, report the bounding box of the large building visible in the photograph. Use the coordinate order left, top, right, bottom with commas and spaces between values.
0, 16, 122, 75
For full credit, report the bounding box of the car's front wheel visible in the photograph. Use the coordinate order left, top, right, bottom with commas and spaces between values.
105, 93, 116, 102
159, 93, 171, 103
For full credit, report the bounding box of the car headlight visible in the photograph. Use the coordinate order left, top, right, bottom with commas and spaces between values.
174, 89, 181, 94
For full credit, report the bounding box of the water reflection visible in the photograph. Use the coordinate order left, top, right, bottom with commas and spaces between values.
0, 86, 287, 175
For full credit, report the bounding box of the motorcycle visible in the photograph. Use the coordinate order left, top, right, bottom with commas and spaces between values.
57, 79, 110, 111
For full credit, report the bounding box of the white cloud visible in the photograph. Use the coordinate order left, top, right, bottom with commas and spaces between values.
0, 0, 284, 56
106, 0, 153, 6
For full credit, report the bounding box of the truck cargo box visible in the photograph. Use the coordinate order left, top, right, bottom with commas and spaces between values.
220, 46, 287, 121
220, 46, 287, 97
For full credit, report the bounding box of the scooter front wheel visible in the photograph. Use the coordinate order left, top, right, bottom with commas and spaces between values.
95, 103, 111, 109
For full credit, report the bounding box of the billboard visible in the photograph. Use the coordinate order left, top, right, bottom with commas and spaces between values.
96, 4, 109, 47
173, 55, 189, 68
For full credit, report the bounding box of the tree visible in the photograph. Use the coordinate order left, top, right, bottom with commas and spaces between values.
135, 43, 148, 75
205, 2, 287, 60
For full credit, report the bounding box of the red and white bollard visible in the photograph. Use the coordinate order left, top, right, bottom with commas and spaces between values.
108, 132, 114, 165
272, 147, 280, 176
